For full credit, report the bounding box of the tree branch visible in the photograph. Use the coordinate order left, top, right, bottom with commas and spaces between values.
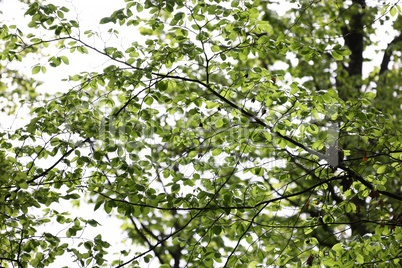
129, 216, 166, 265
379, 33, 402, 74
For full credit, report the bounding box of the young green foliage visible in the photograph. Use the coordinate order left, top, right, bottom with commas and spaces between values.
1, 0, 402, 267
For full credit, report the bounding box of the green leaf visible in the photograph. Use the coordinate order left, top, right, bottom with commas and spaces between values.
104, 202, 112, 214
127, 58, 135, 65
94, 201, 103, 211
311, 110, 320, 120
206, 101, 219, 109
215, 118, 224, 128
355, 253, 364, 264
213, 226, 222, 235
331, 51, 343, 60
377, 165, 386, 174
332, 243, 343, 253
290, 86, 299, 95
211, 45, 220, 52
87, 219, 99, 227
60, 56, 69, 65
390, 6, 397, 16
172, 183, 180, 192
366, 92, 376, 99
264, 132, 272, 141
323, 215, 334, 223
212, 148, 222, 156
144, 96, 154, 105
32, 66, 41, 74
337, 48, 351, 56
100, 17, 112, 24
19, 181, 28, 189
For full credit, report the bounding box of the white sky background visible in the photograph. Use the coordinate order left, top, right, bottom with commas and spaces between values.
0, 0, 400, 267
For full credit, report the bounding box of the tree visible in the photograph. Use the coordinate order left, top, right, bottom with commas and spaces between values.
1, 0, 402, 267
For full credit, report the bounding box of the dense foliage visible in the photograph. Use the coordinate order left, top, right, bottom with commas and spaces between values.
1, 0, 402, 267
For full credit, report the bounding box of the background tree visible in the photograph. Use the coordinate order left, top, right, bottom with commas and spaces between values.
1, 0, 402, 267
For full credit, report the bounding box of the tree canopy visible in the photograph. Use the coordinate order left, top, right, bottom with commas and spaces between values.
1, 0, 402, 267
